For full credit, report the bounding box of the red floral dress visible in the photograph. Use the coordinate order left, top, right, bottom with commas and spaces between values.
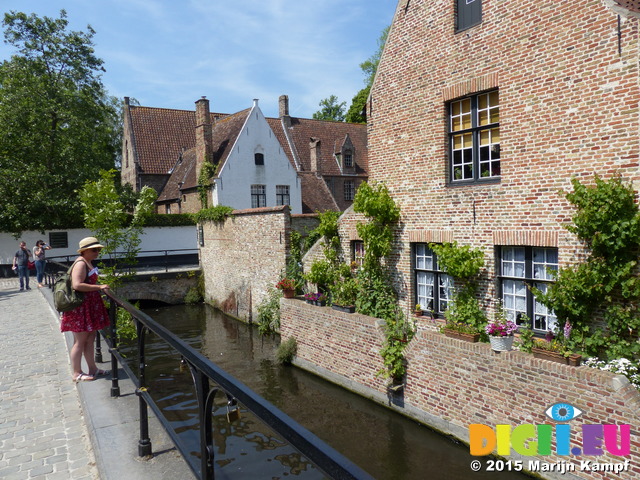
60, 265, 110, 333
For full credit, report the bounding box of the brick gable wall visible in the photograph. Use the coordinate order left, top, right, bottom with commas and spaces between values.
358, 0, 640, 316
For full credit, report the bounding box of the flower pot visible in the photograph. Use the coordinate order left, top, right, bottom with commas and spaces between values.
314, 300, 327, 307
283, 289, 295, 299
532, 348, 582, 366
331, 304, 355, 314
415, 311, 423, 317
444, 330, 480, 342
489, 335, 514, 352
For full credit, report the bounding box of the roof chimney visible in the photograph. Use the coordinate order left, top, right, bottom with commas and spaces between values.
310, 137, 321, 173
195, 96, 213, 197
279, 95, 289, 117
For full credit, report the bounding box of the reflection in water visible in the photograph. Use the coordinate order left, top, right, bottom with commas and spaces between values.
130, 303, 530, 479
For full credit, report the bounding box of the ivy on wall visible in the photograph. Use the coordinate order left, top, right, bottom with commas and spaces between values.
535, 175, 640, 360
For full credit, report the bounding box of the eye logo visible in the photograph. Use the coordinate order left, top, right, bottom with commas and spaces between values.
545, 402, 583, 422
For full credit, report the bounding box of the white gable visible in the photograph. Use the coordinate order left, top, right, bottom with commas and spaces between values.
212, 101, 302, 214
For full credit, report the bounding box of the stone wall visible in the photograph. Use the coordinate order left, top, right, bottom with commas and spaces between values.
115, 271, 198, 305
281, 300, 640, 480
199, 207, 318, 322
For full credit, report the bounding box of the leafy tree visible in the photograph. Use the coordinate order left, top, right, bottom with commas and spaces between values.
345, 26, 389, 124
360, 26, 389, 88
80, 169, 156, 284
0, 10, 119, 233
345, 85, 370, 124
312, 95, 346, 122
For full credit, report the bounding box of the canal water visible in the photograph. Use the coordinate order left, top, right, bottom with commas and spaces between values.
130, 303, 531, 479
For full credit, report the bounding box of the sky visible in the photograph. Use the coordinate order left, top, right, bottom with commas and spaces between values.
0, 0, 397, 118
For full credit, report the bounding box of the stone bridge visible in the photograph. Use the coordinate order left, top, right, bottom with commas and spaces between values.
114, 268, 200, 305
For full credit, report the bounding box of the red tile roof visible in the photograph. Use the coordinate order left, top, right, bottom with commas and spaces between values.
128, 106, 225, 175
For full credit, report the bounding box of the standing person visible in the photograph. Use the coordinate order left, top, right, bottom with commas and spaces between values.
12, 241, 33, 291
33, 240, 52, 288
60, 237, 111, 382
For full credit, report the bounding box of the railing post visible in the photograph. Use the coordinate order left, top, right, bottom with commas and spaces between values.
136, 320, 152, 457
95, 328, 103, 363
108, 299, 120, 397
191, 368, 215, 480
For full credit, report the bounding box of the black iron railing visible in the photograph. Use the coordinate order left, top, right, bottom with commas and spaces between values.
45, 260, 372, 480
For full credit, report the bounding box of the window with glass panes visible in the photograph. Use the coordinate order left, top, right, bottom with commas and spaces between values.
276, 185, 290, 206
352, 241, 365, 267
251, 184, 266, 208
344, 180, 355, 201
450, 90, 500, 183
414, 244, 454, 315
499, 246, 558, 333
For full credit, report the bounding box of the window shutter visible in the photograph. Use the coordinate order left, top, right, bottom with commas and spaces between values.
457, 0, 482, 32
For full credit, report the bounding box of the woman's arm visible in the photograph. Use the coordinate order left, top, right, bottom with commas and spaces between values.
70, 261, 109, 292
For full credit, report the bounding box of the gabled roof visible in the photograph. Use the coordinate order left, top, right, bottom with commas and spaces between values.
156, 109, 250, 200
156, 148, 196, 202
267, 117, 368, 176
127, 105, 225, 175
209, 108, 251, 176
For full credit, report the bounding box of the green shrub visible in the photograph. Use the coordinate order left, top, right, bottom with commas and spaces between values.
276, 337, 297, 365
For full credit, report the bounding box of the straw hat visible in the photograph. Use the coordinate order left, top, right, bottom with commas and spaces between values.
77, 236, 105, 253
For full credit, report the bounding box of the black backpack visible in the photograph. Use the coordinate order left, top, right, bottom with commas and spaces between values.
53, 260, 85, 312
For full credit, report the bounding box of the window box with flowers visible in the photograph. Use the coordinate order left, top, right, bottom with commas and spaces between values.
485, 305, 518, 352
530, 322, 582, 366
276, 278, 296, 298
441, 321, 481, 342
304, 292, 327, 306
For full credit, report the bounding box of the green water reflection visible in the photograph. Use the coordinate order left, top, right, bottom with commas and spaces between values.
132, 303, 531, 480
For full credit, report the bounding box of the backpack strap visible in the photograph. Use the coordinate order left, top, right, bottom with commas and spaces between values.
68, 258, 89, 283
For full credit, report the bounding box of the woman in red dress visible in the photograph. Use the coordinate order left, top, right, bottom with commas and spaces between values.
61, 237, 111, 382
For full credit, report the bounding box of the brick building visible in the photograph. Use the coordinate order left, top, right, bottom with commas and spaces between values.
121, 95, 368, 214
336, 0, 640, 333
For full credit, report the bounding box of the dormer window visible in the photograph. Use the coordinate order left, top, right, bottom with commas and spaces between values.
344, 151, 353, 168
255, 153, 264, 165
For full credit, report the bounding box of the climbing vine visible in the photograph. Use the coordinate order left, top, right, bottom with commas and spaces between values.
352, 182, 412, 381
430, 242, 487, 334
197, 161, 218, 208
535, 175, 640, 360
191, 205, 234, 223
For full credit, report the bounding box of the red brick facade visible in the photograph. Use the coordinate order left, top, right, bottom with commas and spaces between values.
340, 0, 640, 318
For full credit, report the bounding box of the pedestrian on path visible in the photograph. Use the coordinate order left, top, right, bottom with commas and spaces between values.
60, 236, 111, 382
33, 239, 51, 287
12, 240, 32, 291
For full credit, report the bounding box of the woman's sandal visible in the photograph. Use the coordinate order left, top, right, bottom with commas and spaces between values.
74, 373, 95, 382
90, 369, 110, 377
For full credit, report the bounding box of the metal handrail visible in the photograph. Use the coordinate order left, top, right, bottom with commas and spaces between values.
46, 249, 200, 273
101, 291, 372, 480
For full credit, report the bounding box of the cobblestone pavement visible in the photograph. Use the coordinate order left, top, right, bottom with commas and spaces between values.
0, 280, 99, 480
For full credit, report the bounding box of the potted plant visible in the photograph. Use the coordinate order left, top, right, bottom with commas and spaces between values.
276, 277, 296, 298
331, 277, 358, 313
485, 305, 517, 352
414, 304, 423, 317
303, 292, 327, 306
531, 323, 582, 366
441, 321, 481, 342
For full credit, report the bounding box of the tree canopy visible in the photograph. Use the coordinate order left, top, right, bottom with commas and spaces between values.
312, 95, 347, 122
0, 10, 119, 233
316, 26, 389, 125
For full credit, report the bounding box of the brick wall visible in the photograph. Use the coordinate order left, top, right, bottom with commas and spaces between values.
281, 301, 640, 480
361, 0, 640, 316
